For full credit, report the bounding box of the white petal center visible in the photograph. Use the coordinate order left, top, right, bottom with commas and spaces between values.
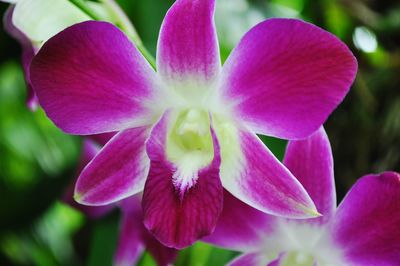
262, 220, 347, 266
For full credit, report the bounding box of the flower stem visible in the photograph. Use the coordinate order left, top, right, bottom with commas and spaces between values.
100, 0, 140, 44
69, 0, 103, 21
135, 42, 157, 68
68, 0, 156, 69
99, 0, 156, 68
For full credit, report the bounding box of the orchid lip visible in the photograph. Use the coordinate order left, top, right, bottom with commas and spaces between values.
166, 108, 215, 196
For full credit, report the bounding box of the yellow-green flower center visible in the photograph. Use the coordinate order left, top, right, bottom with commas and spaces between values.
280, 252, 315, 266
170, 108, 213, 153
166, 109, 214, 192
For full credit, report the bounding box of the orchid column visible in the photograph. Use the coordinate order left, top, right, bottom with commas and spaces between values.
29, 0, 357, 248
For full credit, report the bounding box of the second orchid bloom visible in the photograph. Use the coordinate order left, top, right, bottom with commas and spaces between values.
29, 0, 357, 248
205, 128, 400, 266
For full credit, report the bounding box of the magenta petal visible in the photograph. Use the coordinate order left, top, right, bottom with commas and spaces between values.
220, 129, 318, 218
114, 197, 145, 266
30, 21, 157, 135
144, 232, 178, 266
142, 113, 223, 249
283, 127, 335, 224
267, 257, 283, 266
222, 18, 357, 139
203, 190, 275, 252
114, 214, 144, 266
63, 140, 113, 218
75, 127, 150, 205
119, 195, 178, 266
330, 172, 400, 266
157, 0, 220, 82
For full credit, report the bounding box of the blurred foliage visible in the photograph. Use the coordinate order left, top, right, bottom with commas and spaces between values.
0, 0, 399, 265
0, 60, 81, 265
87, 214, 119, 266
0, 62, 81, 229
1, 203, 84, 266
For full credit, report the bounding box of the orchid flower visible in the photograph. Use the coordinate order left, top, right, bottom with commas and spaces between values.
30, 0, 357, 248
64, 139, 177, 266
204, 128, 400, 266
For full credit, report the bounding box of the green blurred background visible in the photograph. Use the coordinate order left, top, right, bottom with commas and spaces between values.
0, 0, 399, 265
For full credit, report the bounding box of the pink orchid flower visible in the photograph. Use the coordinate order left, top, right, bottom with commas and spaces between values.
30, 0, 357, 248
205, 128, 400, 266
3, 6, 37, 109
64, 139, 177, 266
